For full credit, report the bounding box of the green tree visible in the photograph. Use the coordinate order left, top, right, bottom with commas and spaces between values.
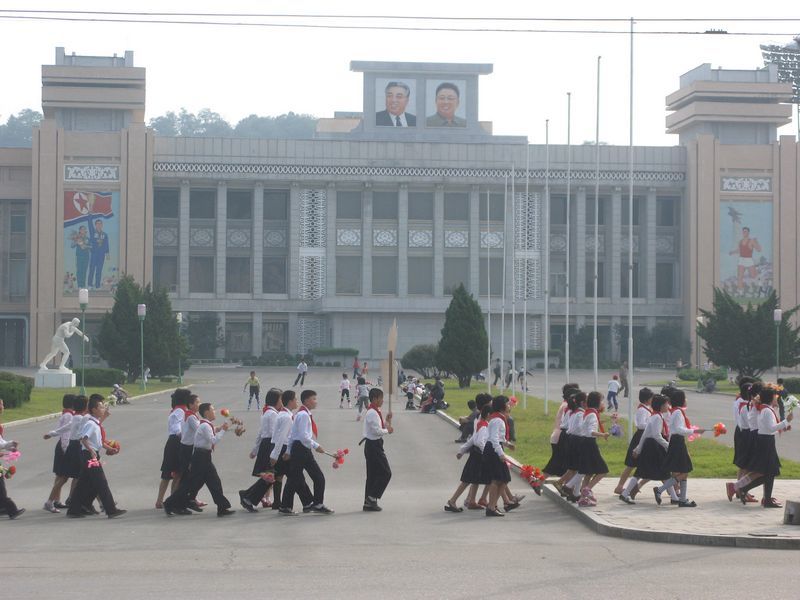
401, 344, 439, 378
186, 314, 224, 359
233, 112, 317, 138
142, 285, 189, 377
697, 288, 800, 377
436, 284, 488, 388
0, 109, 43, 147
148, 111, 179, 136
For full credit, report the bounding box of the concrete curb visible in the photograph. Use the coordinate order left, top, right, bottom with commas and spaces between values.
4, 385, 193, 429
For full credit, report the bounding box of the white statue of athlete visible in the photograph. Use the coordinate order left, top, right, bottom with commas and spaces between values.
39, 318, 89, 371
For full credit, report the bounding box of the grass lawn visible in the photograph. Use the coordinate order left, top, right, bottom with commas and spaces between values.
3, 380, 183, 422
440, 382, 800, 479
643, 379, 739, 395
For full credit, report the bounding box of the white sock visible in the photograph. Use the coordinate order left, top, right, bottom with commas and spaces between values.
567, 473, 582, 492
623, 478, 639, 496
667, 486, 679, 501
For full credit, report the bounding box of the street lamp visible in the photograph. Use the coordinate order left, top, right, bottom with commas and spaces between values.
695, 315, 705, 370
79, 288, 89, 395
138, 303, 147, 391
774, 308, 783, 379
176, 312, 183, 386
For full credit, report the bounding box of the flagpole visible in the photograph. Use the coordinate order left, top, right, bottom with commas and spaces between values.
511, 163, 516, 397
544, 120, 551, 416
565, 92, 572, 383
593, 56, 601, 392
500, 174, 508, 393
627, 17, 635, 440
486, 188, 492, 394
523, 145, 530, 409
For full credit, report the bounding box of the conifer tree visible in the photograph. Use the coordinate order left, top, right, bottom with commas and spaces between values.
436, 284, 488, 388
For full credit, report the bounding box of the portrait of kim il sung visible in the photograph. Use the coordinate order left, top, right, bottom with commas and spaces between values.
376, 79, 416, 127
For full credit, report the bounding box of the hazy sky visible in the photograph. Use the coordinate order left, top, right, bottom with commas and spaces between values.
0, 1, 798, 147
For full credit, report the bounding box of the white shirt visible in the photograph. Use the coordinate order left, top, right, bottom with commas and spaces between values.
580, 410, 600, 437
668, 408, 694, 438
635, 404, 652, 430
270, 409, 293, 461
734, 398, 750, 430
80, 416, 103, 452
69, 414, 87, 441
757, 406, 789, 436
608, 380, 621, 394
485, 417, 507, 459
363, 407, 389, 440
167, 407, 184, 436
194, 419, 224, 451
340, 379, 351, 392
0, 430, 14, 451
550, 403, 568, 444
287, 407, 318, 452
635, 413, 670, 453
566, 409, 585, 435
180, 412, 200, 446
747, 404, 759, 431
559, 407, 572, 430
297, 362, 308, 373
252, 407, 279, 454
48, 411, 74, 450
460, 424, 489, 454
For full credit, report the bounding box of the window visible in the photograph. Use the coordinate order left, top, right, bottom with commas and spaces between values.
408, 192, 434, 220
9, 258, 26, 299
620, 261, 640, 298
621, 196, 642, 226
657, 197, 678, 226
443, 257, 469, 295
656, 262, 675, 298
225, 320, 252, 359
154, 189, 179, 218
262, 257, 287, 294
550, 259, 567, 297
337, 191, 362, 219
336, 256, 362, 294
585, 196, 607, 225
227, 190, 252, 220
479, 257, 503, 296
373, 192, 398, 219
264, 189, 289, 220
372, 256, 398, 295
189, 257, 214, 292
444, 192, 469, 220
585, 261, 605, 297
262, 321, 288, 353
226, 257, 251, 293
10, 212, 27, 233
153, 256, 178, 292
550, 195, 568, 225
408, 257, 433, 295
190, 190, 216, 219
479, 193, 505, 221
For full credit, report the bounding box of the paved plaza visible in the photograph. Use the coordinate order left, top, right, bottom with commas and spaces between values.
2, 367, 799, 599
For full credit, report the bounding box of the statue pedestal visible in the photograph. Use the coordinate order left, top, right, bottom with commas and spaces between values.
35, 369, 76, 389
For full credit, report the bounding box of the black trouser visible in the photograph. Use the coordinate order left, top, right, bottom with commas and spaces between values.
492, 373, 501, 386
186, 449, 230, 511
248, 386, 260, 407
364, 438, 392, 501
0, 477, 19, 515
281, 441, 323, 510
293, 372, 306, 386
67, 449, 117, 516
273, 444, 312, 509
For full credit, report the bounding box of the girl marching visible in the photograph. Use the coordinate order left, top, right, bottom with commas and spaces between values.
614, 387, 653, 496
482, 396, 513, 517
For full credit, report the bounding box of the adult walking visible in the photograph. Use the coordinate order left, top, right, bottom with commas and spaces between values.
293, 359, 308, 387
619, 361, 630, 399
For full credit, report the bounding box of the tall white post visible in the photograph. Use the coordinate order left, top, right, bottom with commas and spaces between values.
565, 92, 572, 383
544, 120, 551, 416
593, 56, 602, 392
500, 175, 508, 393
627, 17, 635, 440
486, 189, 492, 394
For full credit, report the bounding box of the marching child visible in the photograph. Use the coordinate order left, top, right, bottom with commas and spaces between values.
543, 384, 579, 479
244, 371, 261, 411
156, 389, 191, 509
614, 387, 654, 495
728, 379, 758, 503
0, 398, 24, 519
482, 396, 513, 517
445, 403, 491, 513
558, 391, 587, 502
42, 393, 76, 512
163, 393, 203, 512
279, 389, 334, 515
607, 375, 621, 411
239, 388, 282, 512
362, 387, 393, 511
271, 390, 313, 511
355, 377, 370, 421
339, 373, 352, 409
575, 391, 610, 506
63, 394, 88, 509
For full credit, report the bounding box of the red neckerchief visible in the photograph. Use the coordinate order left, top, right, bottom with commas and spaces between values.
737, 399, 749, 414
63, 408, 75, 415
638, 403, 653, 415
658, 413, 670, 438
488, 412, 509, 441
180, 407, 195, 421
367, 403, 385, 428
200, 419, 216, 450
173, 404, 186, 413
583, 408, 605, 433
476, 419, 489, 431
672, 407, 691, 429
298, 405, 318, 437
756, 403, 779, 421
88, 416, 106, 443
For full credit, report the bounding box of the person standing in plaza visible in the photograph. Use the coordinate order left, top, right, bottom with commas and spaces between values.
339, 373, 352, 409
155, 389, 190, 510
239, 388, 282, 512
606, 375, 621, 411
42, 394, 76, 512
619, 361, 630, 399
0, 398, 25, 519
352, 356, 361, 379
362, 387, 393, 511
293, 359, 308, 387
244, 371, 261, 410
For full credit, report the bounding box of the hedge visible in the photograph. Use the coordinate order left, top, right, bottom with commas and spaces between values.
310, 347, 358, 357
0, 371, 34, 408
677, 367, 727, 382
75, 368, 127, 387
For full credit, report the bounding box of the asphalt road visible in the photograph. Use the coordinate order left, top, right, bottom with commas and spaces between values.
1, 367, 797, 599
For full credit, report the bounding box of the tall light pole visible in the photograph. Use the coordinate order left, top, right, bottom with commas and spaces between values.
138, 303, 147, 391
774, 308, 783, 379
176, 311, 183, 386
695, 315, 705, 370
79, 288, 89, 395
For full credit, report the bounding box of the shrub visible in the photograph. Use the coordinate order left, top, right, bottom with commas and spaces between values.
677, 367, 727, 382
781, 378, 800, 394
75, 368, 127, 387
0, 372, 33, 408
309, 347, 358, 357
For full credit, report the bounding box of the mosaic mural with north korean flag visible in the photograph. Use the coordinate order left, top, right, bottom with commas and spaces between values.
63, 191, 119, 295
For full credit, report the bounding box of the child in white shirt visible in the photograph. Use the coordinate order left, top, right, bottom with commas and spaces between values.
339, 374, 352, 409
607, 375, 621, 411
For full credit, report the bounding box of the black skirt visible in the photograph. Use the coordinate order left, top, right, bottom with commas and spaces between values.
481, 443, 510, 483
663, 434, 693, 474
64, 439, 82, 478
624, 429, 644, 468
578, 437, 609, 475
634, 437, 669, 481
565, 433, 582, 471
748, 434, 782, 476
53, 441, 70, 476
543, 429, 568, 476
252, 437, 273, 476
460, 446, 488, 484
733, 426, 750, 468
741, 429, 759, 471
160, 434, 182, 479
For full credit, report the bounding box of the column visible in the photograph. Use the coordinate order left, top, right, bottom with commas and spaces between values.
469, 185, 480, 297
288, 312, 299, 355
645, 187, 657, 301
326, 183, 337, 298
610, 187, 622, 299
362, 184, 373, 296
215, 312, 226, 359
215, 181, 227, 298
575, 186, 587, 301
288, 183, 300, 299
252, 183, 264, 296
252, 311, 262, 357
434, 184, 444, 297
398, 183, 409, 296
178, 180, 190, 297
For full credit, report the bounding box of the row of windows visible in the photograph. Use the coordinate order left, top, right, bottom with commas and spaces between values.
550, 196, 679, 227
153, 256, 287, 294
154, 188, 289, 220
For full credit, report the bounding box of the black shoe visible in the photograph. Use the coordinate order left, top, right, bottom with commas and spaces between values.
8, 508, 25, 520
503, 502, 520, 512
187, 502, 203, 513
53, 501, 68, 509
239, 491, 258, 513
671, 499, 681, 505
107, 509, 127, 519
302, 503, 315, 513
272, 503, 281, 511
444, 502, 464, 513
485, 508, 504, 517
307, 504, 334, 515
66, 512, 85, 518
618, 494, 635, 505
278, 507, 297, 516
176, 508, 193, 516
677, 500, 697, 508
363, 502, 382, 512
217, 508, 236, 517
653, 487, 662, 506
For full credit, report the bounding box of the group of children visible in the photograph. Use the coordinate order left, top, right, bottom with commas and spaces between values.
338, 373, 373, 421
